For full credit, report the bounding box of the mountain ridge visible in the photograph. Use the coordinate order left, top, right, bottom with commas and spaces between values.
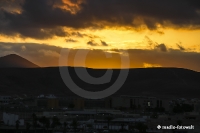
0, 67, 199, 98
0, 54, 39, 68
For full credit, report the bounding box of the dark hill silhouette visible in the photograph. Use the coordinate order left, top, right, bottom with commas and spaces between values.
0, 54, 39, 68
0, 67, 199, 98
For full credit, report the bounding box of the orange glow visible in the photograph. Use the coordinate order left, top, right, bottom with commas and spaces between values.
54, 0, 84, 14
1, 27, 200, 70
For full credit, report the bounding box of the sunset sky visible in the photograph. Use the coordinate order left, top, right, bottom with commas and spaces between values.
0, 0, 200, 71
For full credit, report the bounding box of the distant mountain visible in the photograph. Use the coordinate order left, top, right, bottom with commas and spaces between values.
0, 67, 199, 98
0, 54, 39, 68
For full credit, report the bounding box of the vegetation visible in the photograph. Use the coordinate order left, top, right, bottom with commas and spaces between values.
45, 118, 50, 133
32, 113, 38, 133
39, 116, 49, 133
63, 122, 68, 133
15, 120, 20, 133
120, 123, 125, 132
51, 116, 61, 132
26, 122, 31, 133
71, 119, 79, 133
135, 123, 148, 133
104, 116, 113, 130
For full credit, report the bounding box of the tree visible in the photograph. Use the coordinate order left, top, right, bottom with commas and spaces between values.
63, 122, 68, 133
26, 122, 31, 133
45, 118, 50, 133
51, 116, 61, 132
104, 116, 113, 130
135, 123, 148, 133
32, 113, 38, 133
121, 123, 125, 132
128, 125, 135, 132
71, 119, 79, 133
39, 116, 48, 133
15, 120, 20, 133
182, 104, 194, 112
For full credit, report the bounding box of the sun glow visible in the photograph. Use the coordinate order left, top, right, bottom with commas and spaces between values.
1, 27, 200, 52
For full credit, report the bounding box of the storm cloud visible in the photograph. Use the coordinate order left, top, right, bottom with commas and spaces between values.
1, 0, 200, 39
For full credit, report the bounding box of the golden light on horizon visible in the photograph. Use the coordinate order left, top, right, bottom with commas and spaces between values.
1, 28, 200, 52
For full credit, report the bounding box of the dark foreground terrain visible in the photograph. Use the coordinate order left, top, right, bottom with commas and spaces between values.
0, 67, 199, 98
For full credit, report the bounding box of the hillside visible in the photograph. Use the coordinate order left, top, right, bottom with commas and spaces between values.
0, 67, 199, 99
0, 54, 39, 68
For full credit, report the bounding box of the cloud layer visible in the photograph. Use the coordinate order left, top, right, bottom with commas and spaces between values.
1, 0, 200, 39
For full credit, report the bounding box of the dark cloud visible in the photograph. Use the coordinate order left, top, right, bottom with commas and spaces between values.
177, 44, 186, 51
87, 40, 109, 46
70, 32, 100, 39
100, 40, 109, 46
156, 44, 168, 52
1, 0, 200, 39
0, 0, 24, 12
157, 31, 165, 35
66, 38, 78, 43
144, 36, 159, 50
87, 40, 98, 46
145, 36, 169, 52
71, 32, 85, 38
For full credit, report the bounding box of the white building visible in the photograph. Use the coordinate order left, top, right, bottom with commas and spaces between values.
37, 94, 45, 98
0, 96, 11, 105
46, 94, 56, 98
3, 112, 24, 126
37, 94, 57, 99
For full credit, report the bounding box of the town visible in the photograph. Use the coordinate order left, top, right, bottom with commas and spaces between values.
0, 94, 199, 133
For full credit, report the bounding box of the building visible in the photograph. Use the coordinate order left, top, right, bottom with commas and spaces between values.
84, 99, 106, 109
0, 96, 11, 105
108, 96, 130, 109
47, 98, 59, 109
3, 112, 24, 126
106, 95, 170, 112
74, 98, 85, 109
107, 95, 157, 109
58, 96, 75, 107
36, 94, 59, 109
